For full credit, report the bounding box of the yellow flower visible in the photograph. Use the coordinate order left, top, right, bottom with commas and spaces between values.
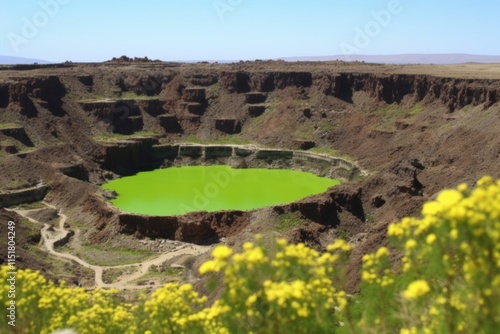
375, 247, 389, 259
422, 201, 441, 216
277, 238, 287, 247
245, 294, 258, 307
212, 245, 233, 260
477, 175, 493, 187
436, 189, 463, 208
426, 234, 437, 244
457, 183, 468, 193
403, 280, 430, 300
405, 239, 417, 250
199, 260, 217, 274
327, 239, 352, 252
242, 242, 255, 251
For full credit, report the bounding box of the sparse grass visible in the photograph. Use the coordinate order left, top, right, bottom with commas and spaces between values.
2, 179, 40, 192
0, 138, 16, 145
337, 229, 350, 241
180, 134, 251, 145
378, 104, 409, 117
78, 96, 111, 103
292, 99, 308, 107
0, 139, 20, 149
247, 113, 267, 130
13, 201, 47, 210
317, 119, 337, 132
309, 146, 340, 155
120, 92, 160, 100
73, 245, 156, 267
205, 84, 221, 107
67, 219, 86, 229
309, 146, 354, 162
24, 245, 96, 282
131, 266, 184, 285
23, 217, 42, 240
79, 93, 160, 103
460, 105, 474, 113
375, 103, 425, 131
365, 213, 374, 223
182, 134, 202, 143
293, 122, 315, 140
209, 135, 251, 145
410, 103, 425, 115
246, 101, 277, 133
79, 92, 160, 103
93, 131, 159, 142
150, 265, 184, 276
0, 123, 22, 130
102, 267, 132, 284
275, 212, 303, 232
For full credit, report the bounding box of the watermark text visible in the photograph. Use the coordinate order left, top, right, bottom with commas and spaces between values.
6, 220, 17, 327
7, 0, 71, 53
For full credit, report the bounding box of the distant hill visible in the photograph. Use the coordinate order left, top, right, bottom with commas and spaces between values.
3, 54, 500, 66
0, 56, 52, 65
282, 54, 500, 65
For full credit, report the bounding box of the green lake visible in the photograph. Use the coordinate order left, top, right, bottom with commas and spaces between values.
102, 166, 340, 216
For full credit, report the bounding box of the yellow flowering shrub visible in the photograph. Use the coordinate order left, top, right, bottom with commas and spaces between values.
0, 177, 498, 333
139, 282, 208, 333
0, 267, 135, 334
198, 237, 352, 333
354, 176, 500, 333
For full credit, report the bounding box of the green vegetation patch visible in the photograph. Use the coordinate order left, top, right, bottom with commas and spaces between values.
131, 265, 185, 285
0, 123, 23, 130
178, 134, 251, 146
102, 267, 132, 284
309, 146, 355, 163
13, 201, 47, 210
73, 245, 156, 267
93, 131, 159, 142
374, 103, 425, 130
275, 212, 303, 232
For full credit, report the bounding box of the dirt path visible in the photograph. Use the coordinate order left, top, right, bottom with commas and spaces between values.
7, 203, 210, 290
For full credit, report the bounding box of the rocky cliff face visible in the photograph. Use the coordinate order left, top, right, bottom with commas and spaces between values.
1, 76, 66, 117
317, 73, 498, 111
220, 71, 313, 93
95, 137, 160, 175
219, 70, 498, 111
118, 210, 250, 244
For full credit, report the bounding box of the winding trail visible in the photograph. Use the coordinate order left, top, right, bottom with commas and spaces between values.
7, 202, 210, 290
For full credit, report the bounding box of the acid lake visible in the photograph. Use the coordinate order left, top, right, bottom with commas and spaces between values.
103, 166, 340, 216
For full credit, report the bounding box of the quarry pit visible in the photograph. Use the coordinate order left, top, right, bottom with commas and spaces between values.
1, 60, 500, 289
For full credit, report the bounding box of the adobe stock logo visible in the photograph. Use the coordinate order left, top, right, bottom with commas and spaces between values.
7, 0, 71, 53
102, 100, 134, 133
339, 0, 404, 58
213, 0, 244, 21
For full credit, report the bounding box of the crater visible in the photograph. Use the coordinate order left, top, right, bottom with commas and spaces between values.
99, 143, 362, 243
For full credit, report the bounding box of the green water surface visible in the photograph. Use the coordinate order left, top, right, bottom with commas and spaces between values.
102, 166, 340, 216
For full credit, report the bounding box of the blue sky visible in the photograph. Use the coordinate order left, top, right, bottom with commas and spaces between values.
0, 0, 499, 62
